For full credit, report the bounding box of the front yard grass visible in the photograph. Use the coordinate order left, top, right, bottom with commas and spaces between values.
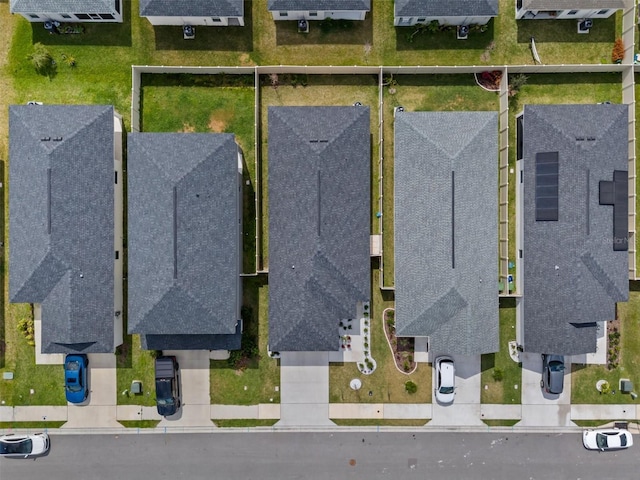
571, 291, 640, 404
213, 419, 278, 428
481, 299, 522, 404
329, 263, 431, 404
210, 278, 280, 405
381, 74, 500, 287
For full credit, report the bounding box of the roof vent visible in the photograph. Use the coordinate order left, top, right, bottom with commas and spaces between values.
53, 136, 63, 141
40, 137, 51, 142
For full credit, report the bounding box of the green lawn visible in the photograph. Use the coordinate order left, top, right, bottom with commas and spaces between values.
381, 74, 500, 287
213, 419, 278, 428
332, 419, 428, 427
116, 334, 157, 406
118, 420, 160, 428
482, 419, 519, 427
0, 421, 66, 429
481, 299, 522, 404
572, 291, 640, 404
210, 278, 280, 405
329, 263, 431, 404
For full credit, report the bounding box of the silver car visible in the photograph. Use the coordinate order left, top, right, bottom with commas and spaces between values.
0, 433, 50, 458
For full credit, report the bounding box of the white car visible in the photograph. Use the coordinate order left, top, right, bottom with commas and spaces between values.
435, 356, 455, 404
583, 428, 633, 451
0, 433, 50, 458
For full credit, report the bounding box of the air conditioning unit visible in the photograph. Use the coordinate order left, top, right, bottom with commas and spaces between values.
183, 25, 195, 39
577, 19, 593, 34
457, 25, 469, 40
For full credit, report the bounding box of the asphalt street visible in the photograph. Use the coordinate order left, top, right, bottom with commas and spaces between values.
1, 431, 637, 480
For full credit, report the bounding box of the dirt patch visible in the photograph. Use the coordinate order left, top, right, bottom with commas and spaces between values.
180, 122, 196, 132
238, 53, 253, 66
208, 109, 234, 133
208, 117, 226, 133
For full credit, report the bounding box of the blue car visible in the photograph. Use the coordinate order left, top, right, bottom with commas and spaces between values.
64, 354, 89, 404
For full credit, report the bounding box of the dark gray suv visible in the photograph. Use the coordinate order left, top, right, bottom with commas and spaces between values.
541, 354, 565, 394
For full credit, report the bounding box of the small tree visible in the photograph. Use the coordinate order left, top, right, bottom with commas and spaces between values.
405, 381, 418, 394
612, 38, 625, 64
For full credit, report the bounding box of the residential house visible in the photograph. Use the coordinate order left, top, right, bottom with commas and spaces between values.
9, 105, 123, 354
10, 0, 123, 23
127, 133, 243, 351
139, 0, 244, 27
516, 104, 629, 355
267, 0, 370, 21
268, 106, 371, 352
394, 111, 499, 356
515, 1, 625, 20
395, 0, 499, 27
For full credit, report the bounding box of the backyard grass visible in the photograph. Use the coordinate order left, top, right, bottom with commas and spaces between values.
381, 74, 500, 287
140, 74, 257, 272
331, 419, 428, 427
259, 74, 380, 268
329, 263, 431, 404
210, 278, 280, 405
481, 299, 522, 404
571, 291, 640, 405
118, 420, 161, 428
213, 419, 278, 428
116, 333, 157, 407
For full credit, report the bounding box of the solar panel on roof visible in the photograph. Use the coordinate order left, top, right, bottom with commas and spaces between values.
535, 152, 559, 222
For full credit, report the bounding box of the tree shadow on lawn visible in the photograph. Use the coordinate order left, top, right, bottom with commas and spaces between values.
30, 1, 132, 46
154, 1, 253, 52
275, 15, 372, 46
395, 21, 494, 51
516, 17, 616, 44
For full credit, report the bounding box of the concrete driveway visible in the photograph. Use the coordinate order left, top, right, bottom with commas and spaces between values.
430, 354, 484, 426
277, 352, 334, 426
518, 352, 574, 427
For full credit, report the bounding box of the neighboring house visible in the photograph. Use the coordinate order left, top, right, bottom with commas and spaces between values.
516, 104, 629, 355
10, 0, 123, 22
127, 133, 243, 351
515, 1, 624, 20
9, 105, 123, 354
268, 106, 371, 352
139, 0, 244, 27
394, 111, 499, 356
267, 0, 370, 21
394, 0, 499, 27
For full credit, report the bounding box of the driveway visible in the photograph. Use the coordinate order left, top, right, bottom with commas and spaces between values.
277, 352, 334, 426
430, 354, 484, 426
518, 352, 574, 427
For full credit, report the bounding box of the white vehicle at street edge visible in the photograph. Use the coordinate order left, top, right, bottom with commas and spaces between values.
435, 356, 455, 404
583, 428, 633, 451
0, 433, 50, 458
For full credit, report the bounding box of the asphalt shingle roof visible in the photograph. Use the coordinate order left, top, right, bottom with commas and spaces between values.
11, 0, 117, 13
9, 105, 115, 354
521, 104, 629, 355
521, 0, 625, 9
140, 0, 244, 17
267, 0, 370, 12
127, 133, 241, 350
395, 0, 499, 17
394, 111, 499, 356
268, 106, 371, 352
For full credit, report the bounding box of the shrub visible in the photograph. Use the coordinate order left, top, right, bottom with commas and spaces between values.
405, 381, 418, 394
612, 38, 625, 64
600, 381, 611, 394
403, 360, 410, 372
492, 367, 504, 382
27, 43, 55, 77
17, 317, 35, 346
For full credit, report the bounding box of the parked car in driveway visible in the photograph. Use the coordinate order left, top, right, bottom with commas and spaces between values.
0, 433, 50, 458
435, 356, 455, 404
583, 428, 633, 451
64, 353, 89, 404
155, 356, 180, 417
541, 354, 565, 394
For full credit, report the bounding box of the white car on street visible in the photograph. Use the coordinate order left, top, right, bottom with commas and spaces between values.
0, 433, 50, 458
583, 428, 633, 451
435, 356, 455, 404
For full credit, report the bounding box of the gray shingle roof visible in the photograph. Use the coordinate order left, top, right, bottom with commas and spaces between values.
268, 106, 371, 352
10, 0, 116, 13
521, 104, 629, 355
140, 0, 244, 17
127, 133, 241, 347
394, 112, 499, 356
267, 0, 371, 12
395, 0, 499, 17
521, 0, 625, 9
9, 105, 115, 354
141, 320, 242, 351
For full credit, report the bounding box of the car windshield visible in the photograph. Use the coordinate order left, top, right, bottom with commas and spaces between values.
66, 378, 82, 393
0, 438, 31, 454
596, 433, 609, 449
66, 361, 80, 371
439, 386, 454, 394
549, 361, 564, 372
156, 397, 174, 406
